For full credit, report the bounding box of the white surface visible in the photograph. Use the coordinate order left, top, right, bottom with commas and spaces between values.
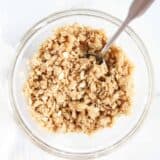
0, 0, 160, 160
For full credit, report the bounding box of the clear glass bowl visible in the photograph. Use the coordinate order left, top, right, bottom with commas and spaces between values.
9, 9, 153, 159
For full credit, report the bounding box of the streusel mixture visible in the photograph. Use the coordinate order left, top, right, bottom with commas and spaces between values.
24, 24, 134, 134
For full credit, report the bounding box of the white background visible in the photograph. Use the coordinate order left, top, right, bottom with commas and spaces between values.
0, 0, 160, 159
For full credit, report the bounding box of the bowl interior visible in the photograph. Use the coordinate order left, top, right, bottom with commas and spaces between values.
11, 10, 151, 155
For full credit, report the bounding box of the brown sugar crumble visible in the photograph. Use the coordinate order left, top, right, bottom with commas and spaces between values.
23, 24, 134, 134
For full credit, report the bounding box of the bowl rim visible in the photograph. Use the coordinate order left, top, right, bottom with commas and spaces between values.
9, 9, 154, 159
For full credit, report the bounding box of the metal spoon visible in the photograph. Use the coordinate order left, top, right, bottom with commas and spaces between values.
86, 0, 155, 64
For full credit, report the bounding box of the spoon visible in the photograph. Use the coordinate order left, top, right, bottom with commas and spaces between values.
86, 0, 155, 64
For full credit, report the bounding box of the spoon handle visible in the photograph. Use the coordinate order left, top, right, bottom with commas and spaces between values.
128, 0, 155, 20
101, 18, 130, 55
101, 0, 155, 56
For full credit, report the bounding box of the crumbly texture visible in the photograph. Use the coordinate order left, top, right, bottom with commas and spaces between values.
24, 24, 134, 134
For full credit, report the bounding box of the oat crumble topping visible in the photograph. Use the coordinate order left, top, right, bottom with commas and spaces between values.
24, 24, 134, 134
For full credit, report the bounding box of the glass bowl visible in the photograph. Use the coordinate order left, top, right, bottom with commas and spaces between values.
9, 9, 153, 159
